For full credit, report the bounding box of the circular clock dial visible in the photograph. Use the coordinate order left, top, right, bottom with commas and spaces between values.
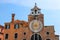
29, 20, 43, 32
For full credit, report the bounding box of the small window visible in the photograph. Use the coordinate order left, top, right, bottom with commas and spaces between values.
0, 38, 1, 40
23, 39, 26, 40
15, 33, 18, 38
5, 25, 10, 29
5, 34, 8, 39
46, 32, 49, 35
46, 39, 50, 40
24, 32, 26, 35
14, 24, 19, 29
32, 12, 33, 14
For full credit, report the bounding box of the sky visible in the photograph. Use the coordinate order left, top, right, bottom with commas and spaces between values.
0, 0, 60, 39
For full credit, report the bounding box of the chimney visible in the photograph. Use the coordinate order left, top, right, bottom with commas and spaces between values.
12, 14, 15, 23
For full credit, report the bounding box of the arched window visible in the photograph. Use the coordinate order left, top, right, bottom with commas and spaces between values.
14, 33, 18, 39
5, 24, 10, 29
14, 24, 19, 29
5, 34, 8, 39
35, 10, 37, 14
0, 38, 1, 40
31, 34, 42, 40
32, 12, 33, 14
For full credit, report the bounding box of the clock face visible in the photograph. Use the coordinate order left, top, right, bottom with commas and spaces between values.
29, 20, 43, 32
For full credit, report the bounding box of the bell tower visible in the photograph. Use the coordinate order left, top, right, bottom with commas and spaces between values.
28, 3, 44, 25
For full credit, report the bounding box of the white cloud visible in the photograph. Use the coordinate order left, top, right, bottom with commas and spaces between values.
0, 0, 60, 10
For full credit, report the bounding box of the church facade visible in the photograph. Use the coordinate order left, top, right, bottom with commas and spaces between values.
4, 4, 59, 40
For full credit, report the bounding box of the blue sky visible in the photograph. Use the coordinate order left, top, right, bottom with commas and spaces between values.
0, 0, 60, 38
